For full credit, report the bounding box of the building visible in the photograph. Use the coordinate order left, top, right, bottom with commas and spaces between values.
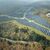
46, 13, 50, 17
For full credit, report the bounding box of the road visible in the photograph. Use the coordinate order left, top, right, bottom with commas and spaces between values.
0, 7, 50, 35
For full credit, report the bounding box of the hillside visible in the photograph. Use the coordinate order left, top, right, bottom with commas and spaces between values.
0, 20, 50, 50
